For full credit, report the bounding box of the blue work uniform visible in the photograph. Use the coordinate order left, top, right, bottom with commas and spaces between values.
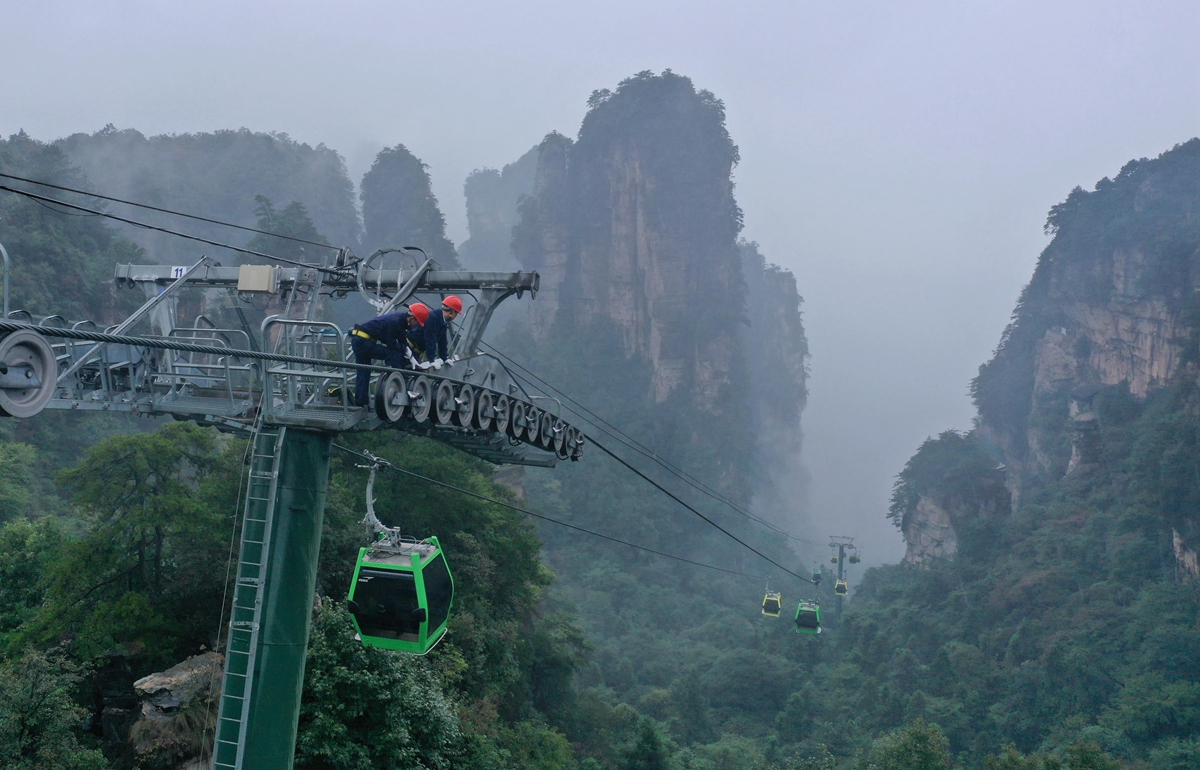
423, 308, 453, 362
350, 311, 417, 406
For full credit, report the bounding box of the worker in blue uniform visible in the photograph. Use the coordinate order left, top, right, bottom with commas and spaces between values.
419, 296, 462, 370
349, 303, 430, 406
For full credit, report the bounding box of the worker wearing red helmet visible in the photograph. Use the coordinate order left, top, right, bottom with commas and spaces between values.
348, 303, 429, 406
419, 295, 462, 371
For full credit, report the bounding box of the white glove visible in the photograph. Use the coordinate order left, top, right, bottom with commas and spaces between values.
406, 349, 418, 365
431, 358, 444, 371
442, 356, 454, 368
417, 361, 432, 371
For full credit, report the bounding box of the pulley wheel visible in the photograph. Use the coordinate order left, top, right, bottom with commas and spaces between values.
556, 426, 577, 460
434, 380, 456, 425
507, 398, 526, 438
0, 330, 57, 418
374, 372, 407, 423
550, 418, 567, 455
522, 405, 541, 442
409, 375, 433, 424
474, 389, 494, 431
538, 412, 555, 449
570, 431, 585, 460
454, 384, 475, 428
492, 393, 510, 434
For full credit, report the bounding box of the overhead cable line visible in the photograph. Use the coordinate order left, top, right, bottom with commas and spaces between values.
479, 341, 825, 548
586, 435, 815, 584
330, 443, 766, 579
0, 171, 339, 252
1, 174, 823, 557
0, 185, 342, 274
0, 319, 426, 376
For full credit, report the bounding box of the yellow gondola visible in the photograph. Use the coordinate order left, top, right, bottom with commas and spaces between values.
834, 579, 848, 596
762, 590, 782, 617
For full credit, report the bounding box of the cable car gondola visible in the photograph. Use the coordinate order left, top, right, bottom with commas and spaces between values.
348, 536, 454, 655
762, 589, 782, 618
834, 579, 848, 596
345, 455, 454, 655
795, 600, 821, 634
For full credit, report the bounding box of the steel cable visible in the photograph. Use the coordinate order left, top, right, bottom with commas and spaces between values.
0, 185, 344, 274
331, 442, 768, 579
587, 436, 815, 584
479, 341, 826, 548
0, 171, 340, 251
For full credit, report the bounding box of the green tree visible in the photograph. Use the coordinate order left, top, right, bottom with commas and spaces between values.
0, 442, 36, 523
1064, 742, 1121, 770
787, 745, 837, 770
859, 719, 951, 770
0, 649, 106, 770
504, 721, 576, 770
622, 719, 671, 770
0, 518, 61, 650
245, 194, 330, 262
24, 423, 241, 662
294, 599, 463, 769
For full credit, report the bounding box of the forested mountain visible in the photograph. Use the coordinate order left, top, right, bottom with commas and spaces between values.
496, 71, 819, 764
5, 69, 1179, 770
56, 127, 361, 262
808, 140, 1200, 769
360, 143, 459, 267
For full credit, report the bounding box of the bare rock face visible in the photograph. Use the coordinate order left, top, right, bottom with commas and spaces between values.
973, 143, 1200, 506
130, 652, 222, 769
492, 465, 525, 500
514, 73, 747, 412
1032, 299, 1183, 400
1174, 529, 1200, 582
902, 496, 959, 567
133, 651, 223, 716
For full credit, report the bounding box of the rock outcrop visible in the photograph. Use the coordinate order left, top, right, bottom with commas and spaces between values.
902, 496, 959, 567
510, 72, 805, 421
900, 139, 1200, 562
130, 652, 222, 769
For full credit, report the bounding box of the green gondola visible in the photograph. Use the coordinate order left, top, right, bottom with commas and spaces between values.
348, 535, 454, 655
762, 590, 782, 617
795, 600, 822, 634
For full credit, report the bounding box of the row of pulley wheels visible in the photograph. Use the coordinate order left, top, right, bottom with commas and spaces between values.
374, 372, 583, 460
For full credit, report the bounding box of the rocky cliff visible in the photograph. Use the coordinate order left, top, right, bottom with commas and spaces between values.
509, 72, 805, 422
900, 139, 1200, 565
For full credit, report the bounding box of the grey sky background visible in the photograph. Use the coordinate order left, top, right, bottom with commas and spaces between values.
6, 0, 1200, 562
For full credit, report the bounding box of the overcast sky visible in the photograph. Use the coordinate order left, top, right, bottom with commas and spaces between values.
6, 0, 1200, 561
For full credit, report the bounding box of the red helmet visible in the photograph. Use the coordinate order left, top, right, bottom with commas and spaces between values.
442, 295, 463, 314
408, 303, 430, 325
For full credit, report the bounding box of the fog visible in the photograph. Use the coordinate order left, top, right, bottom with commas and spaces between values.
6, 0, 1200, 562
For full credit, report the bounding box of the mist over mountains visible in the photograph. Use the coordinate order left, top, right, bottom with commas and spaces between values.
2, 65, 1198, 769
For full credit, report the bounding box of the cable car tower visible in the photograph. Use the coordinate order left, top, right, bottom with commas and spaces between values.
828, 535, 860, 615
0, 245, 586, 770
